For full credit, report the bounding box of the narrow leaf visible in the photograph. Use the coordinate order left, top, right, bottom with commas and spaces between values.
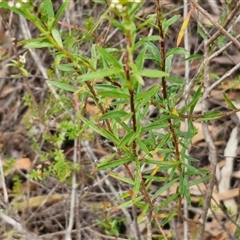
136, 46, 147, 70
223, 93, 237, 110
44, 0, 54, 19
184, 54, 203, 61
167, 47, 189, 57
177, 8, 193, 47
24, 42, 53, 48
112, 196, 144, 212
52, 29, 63, 48
139, 69, 168, 78
98, 90, 129, 98
109, 173, 134, 185
134, 36, 161, 50
79, 69, 122, 80
99, 110, 129, 120
153, 178, 179, 198
163, 15, 180, 35
97, 46, 122, 69
118, 127, 142, 148
197, 111, 222, 121
48, 81, 77, 92
133, 171, 141, 199
187, 175, 211, 187
137, 204, 150, 223
54, 2, 70, 27
144, 41, 161, 67
97, 158, 132, 170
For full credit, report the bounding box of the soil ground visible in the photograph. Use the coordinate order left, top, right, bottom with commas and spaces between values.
1, 1, 240, 239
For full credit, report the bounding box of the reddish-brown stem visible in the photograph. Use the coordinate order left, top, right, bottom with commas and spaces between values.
125, 29, 137, 157
155, 0, 181, 164
155, 0, 167, 99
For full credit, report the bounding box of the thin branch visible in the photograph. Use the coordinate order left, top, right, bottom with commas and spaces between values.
0, 155, 8, 203
196, 40, 218, 240
0, 211, 40, 240
189, 0, 240, 50
65, 139, 78, 240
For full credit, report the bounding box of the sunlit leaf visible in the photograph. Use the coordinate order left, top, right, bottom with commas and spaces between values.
139, 69, 168, 78
177, 8, 193, 47
79, 68, 122, 80
24, 42, 53, 48
43, 0, 54, 19
52, 29, 63, 48
48, 81, 77, 92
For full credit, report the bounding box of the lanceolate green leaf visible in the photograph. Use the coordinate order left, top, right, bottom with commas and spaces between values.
51, 29, 63, 48
48, 81, 77, 92
184, 54, 203, 61
43, 0, 54, 19
55, 63, 75, 72
97, 46, 123, 69
99, 110, 129, 120
54, 1, 70, 27
143, 159, 181, 167
139, 69, 168, 78
162, 209, 177, 226
142, 122, 169, 132
98, 91, 129, 98
137, 203, 150, 223
79, 68, 122, 81
182, 163, 205, 174
187, 175, 211, 187
112, 196, 144, 212
160, 193, 179, 207
109, 173, 134, 185
163, 15, 180, 35
166, 55, 173, 73
136, 85, 159, 100
167, 47, 189, 57
136, 139, 149, 154
134, 36, 161, 50
167, 76, 185, 85
197, 111, 222, 121
223, 93, 237, 110
153, 178, 179, 198
97, 158, 132, 170
182, 85, 202, 113
136, 46, 147, 70
133, 170, 141, 199
118, 127, 142, 148
24, 41, 54, 49
79, 116, 120, 144
144, 41, 161, 67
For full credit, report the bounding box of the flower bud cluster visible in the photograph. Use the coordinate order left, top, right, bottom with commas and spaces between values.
110, 0, 141, 11
0, 0, 28, 8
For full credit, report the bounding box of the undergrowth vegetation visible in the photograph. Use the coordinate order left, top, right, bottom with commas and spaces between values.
1, 0, 240, 239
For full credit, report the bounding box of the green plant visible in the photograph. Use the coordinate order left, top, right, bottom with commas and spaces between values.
1, 0, 240, 239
